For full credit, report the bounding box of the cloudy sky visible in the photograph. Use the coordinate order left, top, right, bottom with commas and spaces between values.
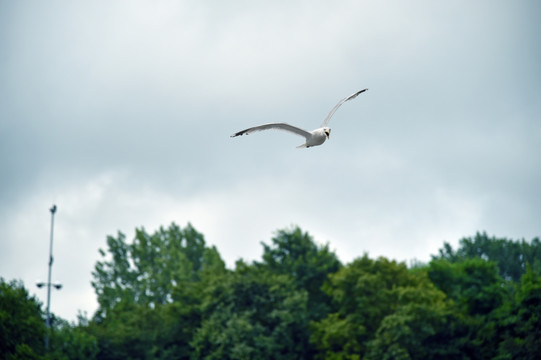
1, 1, 540, 322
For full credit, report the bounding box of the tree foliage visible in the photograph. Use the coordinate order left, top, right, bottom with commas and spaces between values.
434, 232, 541, 281
495, 264, 541, 359
47, 317, 98, 360
91, 222, 225, 317
192, 261, 310, 359
310, 255, 468, 359
88, 222, 225, 359
257, 226, 341, 321
428, 258, 507, 316
0, 278, 46, 359
5, 226, 540, 359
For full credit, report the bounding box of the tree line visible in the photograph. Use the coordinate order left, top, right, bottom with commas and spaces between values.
1, 223, 540, 359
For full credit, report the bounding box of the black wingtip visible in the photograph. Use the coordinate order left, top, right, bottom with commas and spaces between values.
231, 131, 248, 138
346, 88, 368, 101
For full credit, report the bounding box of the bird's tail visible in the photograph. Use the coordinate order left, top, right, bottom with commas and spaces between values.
296, 143, 308, 149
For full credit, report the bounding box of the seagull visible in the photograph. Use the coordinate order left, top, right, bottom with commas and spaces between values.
231, 88, 368, 148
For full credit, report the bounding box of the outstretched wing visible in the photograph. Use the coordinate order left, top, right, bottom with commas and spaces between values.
231, 123, 311, 140
321, 88, 368, 127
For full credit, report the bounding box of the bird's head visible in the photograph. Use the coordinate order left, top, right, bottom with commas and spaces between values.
323, 127, 331, 139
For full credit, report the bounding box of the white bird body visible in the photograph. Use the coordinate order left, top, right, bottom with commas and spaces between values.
298, 127, 330, 148
231, 88, 367, 148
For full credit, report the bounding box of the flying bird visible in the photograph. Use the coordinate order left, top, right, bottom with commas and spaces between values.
231, 88, 368, 148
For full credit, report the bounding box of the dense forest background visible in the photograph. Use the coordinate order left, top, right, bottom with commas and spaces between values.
2, 223, 540, 359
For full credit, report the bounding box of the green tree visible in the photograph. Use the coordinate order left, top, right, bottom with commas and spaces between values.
89, 222, 226, 359
434, 232, 541, 282
87, 301, 187, 359
311, 255, 454, 359
427, 258, 510, 359
48, 316, 98, 360
0, 278, 46, 359
496, 265, 541, 359
364, 285, 467, 360
257, 226, 341, 320
428, 258, 507, 316
191, 261, 310, 359
92, 222, 225, 317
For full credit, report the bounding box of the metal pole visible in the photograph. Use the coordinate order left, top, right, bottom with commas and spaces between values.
45, 204, 57, 351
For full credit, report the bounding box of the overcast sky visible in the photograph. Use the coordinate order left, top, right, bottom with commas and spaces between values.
1, 1, 540, 322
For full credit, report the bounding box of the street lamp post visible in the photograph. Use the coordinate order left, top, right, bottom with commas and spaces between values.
36, 204, 61, 351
